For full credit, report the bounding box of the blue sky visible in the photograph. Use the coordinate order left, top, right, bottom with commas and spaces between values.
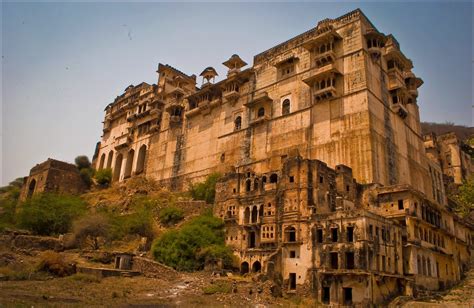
1, 2, 473, 185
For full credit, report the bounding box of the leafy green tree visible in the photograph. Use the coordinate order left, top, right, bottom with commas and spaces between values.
0, 177, 25, 229
151, 212, 233, 271
189, 173, 221, 204
158, 206, 184, 226
452, 176, 474, 217
74, 155, 92, 170
17, 193, 87, 235
70, 213, 110, 249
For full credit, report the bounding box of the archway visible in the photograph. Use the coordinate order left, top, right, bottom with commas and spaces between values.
98, 153, 106, 170
27, 179, 36, 198
251, 206, 258, 223
124, 149, 135, 179
252, 261, 261, 273
282, 99, 290, 115
113, 153, 123, 182
136, 145, 147, 174
244, 207, 250, 224
241, 262, 249, 274
106, 151, 114, 169
285, 226, 296, 242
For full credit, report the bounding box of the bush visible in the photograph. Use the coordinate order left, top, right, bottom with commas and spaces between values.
95, 168, 112, 186
189, 173, 221, 204
158, 206, 184, 226
202, 281, 232, 294
70, 213, 110, 249
151, 212, 233, 271
36, 251, 75, 277
108, 207, 154, 240
80, 168, 94, 189
0, 178, 23, 230
17, 193, 87, 235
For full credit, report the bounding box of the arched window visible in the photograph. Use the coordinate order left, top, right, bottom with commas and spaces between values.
113, 153, 123, 182
282, 99, 290, 115
257, 107, 265, 118
285, 226, 297, 242
252, 261, 261, 273
241, 262, 249, 274
244, 207, 250, 224
254, 178, 259, 191
234, 116, 242, 131
135, 145, 147, 174
106, 151, 114, 169
246, 179, 251, 192
124, 149, 135, 179
251, 206, 258, 223
98, 153, 106, 170
270, 173, 278, 183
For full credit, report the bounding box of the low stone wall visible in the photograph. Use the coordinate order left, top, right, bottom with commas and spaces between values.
12, 235, 62, 251
76, 266, 140, 278
131, 256, 179, 280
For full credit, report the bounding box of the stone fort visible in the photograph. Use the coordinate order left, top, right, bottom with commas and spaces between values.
92, 9, 474, 306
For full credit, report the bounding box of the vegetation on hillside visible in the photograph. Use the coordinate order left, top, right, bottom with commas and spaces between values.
189, 173, 221, 204
95, 168, 112, 186
75, 155, 95, 189
151, 211, 234, 271
17, 193, 88, 235
450, 176, 474, 218
0, 178, 23, 230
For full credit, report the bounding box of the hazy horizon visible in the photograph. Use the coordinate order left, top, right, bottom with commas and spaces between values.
2, 2, 473, 185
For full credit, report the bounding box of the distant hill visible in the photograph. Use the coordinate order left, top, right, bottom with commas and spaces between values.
421, 122, 474, 142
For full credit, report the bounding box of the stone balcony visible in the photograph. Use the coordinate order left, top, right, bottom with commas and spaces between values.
314, 86, 337, 102
313, 50, 336, 68
249, 115, 271, 126
114, 134, 131, 150
388, 68, 405, 91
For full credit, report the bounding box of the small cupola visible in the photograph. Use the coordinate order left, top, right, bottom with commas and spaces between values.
222, 54, 247, 77
200, 67, 218, 86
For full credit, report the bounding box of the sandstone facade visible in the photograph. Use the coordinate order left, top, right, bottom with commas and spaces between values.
19, 158, 86, 201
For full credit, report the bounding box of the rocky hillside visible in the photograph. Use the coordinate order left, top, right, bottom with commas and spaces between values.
421, 122, 474, 142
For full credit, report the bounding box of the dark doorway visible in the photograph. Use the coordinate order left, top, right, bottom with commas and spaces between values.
289, 273, 297, 290
322, 286, 330, 304
252, 261, 261, 273
331, 227, 338, 242
241, 262, 249, 274
249, 231, 256, 248
343, 288, 352, 305
317, 229, 323, 243
27, 179, 36, 198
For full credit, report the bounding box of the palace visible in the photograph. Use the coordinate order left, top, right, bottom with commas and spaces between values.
91, 9, 473, 306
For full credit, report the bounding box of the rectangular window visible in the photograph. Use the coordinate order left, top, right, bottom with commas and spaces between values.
369, 225, 373, 239
398, 199, 404, 210
331, 228, 338, 242
330, 252, 338, 269
343, 288, 353, 305
382, 255, 386, 272
346, 252, 355, 269
347, 226, 354, 242
317, 229, 323, 243
319, 175, 324, 184
289, 176, 294, 183
289, 250, 296, 258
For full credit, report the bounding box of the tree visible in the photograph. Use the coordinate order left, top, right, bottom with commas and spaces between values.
75, 155, 92, 170
95, 168, 112, 186
452, 176, 474, 218
70, 213, 110, 249
158, 206, 184, 226
189, 173, 221, 204
17, 193, 87, 235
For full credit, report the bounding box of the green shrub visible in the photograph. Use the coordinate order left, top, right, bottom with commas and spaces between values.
0, 178, 23, 229
80, 168, 94, 188
95, 168, 112, 186
158, 206, 184, 226
202, 281, 232, 294
17, 193, 87, 235
189, 173, 221, 204
108, 207, 153, 239
151, 212, 233, 271
75, 155, 92, 170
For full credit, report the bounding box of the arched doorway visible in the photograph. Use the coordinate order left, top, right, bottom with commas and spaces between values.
98, 153, 106, 170
113, 153, 123, 182
27, 179, 36, 198
124, 149, 135, 179
251, 206, 258, 223
106, 151, 114, 169
244, 207, 250, 224
135, 145, 147, 174
241, 262, 249, 274
252, 261, 261, 273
